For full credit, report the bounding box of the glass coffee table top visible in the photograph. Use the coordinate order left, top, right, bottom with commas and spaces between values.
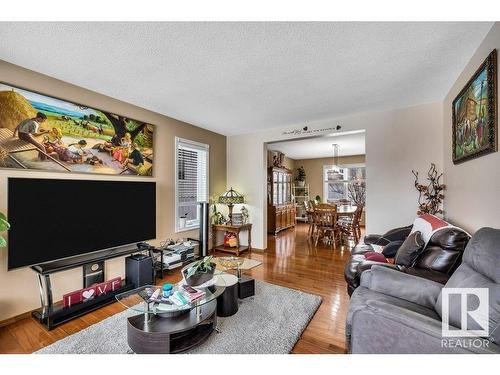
217, 256, 245, 269
116, 273, 226, 316
217, 256, 245, 278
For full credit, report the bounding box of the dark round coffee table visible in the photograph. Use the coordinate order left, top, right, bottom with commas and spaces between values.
116, 275, 226, 354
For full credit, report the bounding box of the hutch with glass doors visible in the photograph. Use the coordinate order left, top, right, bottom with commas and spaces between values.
267, 166, 296, 234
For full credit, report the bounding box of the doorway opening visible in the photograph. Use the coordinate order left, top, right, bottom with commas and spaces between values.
265, 130, 366, 245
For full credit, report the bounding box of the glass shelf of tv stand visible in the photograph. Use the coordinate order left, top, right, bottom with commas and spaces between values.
115, 274, 226, 317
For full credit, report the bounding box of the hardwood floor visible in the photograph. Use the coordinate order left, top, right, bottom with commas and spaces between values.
0, 223, 356, 354
260, 223, 355, 354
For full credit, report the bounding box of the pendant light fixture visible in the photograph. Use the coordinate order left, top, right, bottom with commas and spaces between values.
327, 144, 344, 181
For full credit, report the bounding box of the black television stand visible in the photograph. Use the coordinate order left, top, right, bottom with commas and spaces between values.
31, 245, 143, 330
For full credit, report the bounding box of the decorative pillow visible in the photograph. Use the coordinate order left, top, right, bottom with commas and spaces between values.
364, 252, 388, 263
381, 240, 405, 258
394, 231, 425, 266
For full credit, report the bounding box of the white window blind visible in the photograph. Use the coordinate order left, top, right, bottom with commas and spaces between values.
175, 138, 209, 232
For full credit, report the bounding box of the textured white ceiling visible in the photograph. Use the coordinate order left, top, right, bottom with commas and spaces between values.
268, 131, 365, 159
0, 22, 492, 136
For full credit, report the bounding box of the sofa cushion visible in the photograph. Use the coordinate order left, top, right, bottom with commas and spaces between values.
402, 267, 450, 285
347, 286, 441, 344
364, 234, 382, 245
412, 228, 469, 275
428, 227, 470, 252
462, 227, 500, 284
414, 246, 462, 274
357, 261, 399, 274
362, 266, 443, 309
364, 225, 412, 246
351, 243, 374, 255
381, 240, 404, 258
364, 252, 388, 263
394, 231, 425, 266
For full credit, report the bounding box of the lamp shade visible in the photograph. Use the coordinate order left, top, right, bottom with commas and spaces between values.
218, 187, 244, 205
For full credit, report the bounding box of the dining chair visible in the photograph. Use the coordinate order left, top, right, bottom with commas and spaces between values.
339, 205, 363, 245
303, 201, 315, 240
354, 205, 364, 240
312, 206, 340, 248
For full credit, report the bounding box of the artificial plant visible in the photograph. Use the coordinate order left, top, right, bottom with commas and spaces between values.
412, 163, 445, 216
210, 196, 226, 225
210, 204, 221, 224
296, 166, 306, 182
0, 212, 10, 247
185, 256, 215, 279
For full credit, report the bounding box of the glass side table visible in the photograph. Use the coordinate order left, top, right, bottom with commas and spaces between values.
217, 256, 245, 279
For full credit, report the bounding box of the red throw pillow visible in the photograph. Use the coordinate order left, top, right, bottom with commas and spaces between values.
364, 252, 388, 263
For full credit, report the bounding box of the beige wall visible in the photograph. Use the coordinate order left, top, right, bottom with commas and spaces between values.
227, 102, 443, 250
294, 155, 365, 200
0, 60, 226, 321
443, 22, 499, 233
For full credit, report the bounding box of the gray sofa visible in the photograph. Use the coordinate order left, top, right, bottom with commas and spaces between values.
346, 227, 500, 354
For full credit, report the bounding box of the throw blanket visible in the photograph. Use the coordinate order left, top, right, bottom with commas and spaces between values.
410, 213, 469, 245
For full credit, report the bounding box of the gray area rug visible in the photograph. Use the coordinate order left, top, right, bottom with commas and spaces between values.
36, 280, 321, 354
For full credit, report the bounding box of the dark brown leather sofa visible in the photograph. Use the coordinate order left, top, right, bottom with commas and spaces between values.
344, 225, 470, 296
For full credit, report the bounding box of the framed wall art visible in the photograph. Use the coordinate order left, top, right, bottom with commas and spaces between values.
0, 82, 154, 176
452, 49, 497, 164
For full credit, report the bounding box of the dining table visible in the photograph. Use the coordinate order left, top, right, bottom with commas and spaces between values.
336, 205, 357, 217
305, 204, 357, 235
306, 204, 357, 216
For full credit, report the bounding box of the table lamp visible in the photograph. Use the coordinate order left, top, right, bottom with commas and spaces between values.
218, 187, 244, 225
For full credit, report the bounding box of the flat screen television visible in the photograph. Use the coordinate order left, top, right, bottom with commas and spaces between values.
7, 178, 156, 270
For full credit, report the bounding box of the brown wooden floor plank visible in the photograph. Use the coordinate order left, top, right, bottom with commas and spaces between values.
0, 326, 26, 354
7, 318, 54, 353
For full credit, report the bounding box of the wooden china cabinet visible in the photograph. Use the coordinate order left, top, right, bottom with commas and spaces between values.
267, 166, 296, 234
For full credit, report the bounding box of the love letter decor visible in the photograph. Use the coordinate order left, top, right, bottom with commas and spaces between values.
63, 276, 122, 308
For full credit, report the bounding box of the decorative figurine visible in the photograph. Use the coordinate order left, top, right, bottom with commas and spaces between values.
241, 206, 249, 224
272, 151, 285, 168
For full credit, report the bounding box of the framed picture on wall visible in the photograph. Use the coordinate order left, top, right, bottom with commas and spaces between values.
452, 49, 497, 164
0, 82, 154, 176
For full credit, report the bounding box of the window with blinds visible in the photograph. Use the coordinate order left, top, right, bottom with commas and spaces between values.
175, 137, 209, 232
323, 164, 365, 204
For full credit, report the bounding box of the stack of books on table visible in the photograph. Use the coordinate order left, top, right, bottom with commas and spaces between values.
170, 288, 206, 306
142, 286, 206, 307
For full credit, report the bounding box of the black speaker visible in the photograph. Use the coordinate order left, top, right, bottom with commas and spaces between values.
125, 254, 153, 288
83, 261, 105, 288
